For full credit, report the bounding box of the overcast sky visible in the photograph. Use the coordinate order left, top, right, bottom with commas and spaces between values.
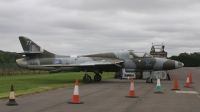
0, 0, 200, 57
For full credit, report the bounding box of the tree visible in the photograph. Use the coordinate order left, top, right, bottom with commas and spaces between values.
169, 52, 200, 67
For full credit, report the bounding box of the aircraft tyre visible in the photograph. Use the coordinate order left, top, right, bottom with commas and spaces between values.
146, 78, 153, 83
83, 75, 92, 83
94, 74, 102, 82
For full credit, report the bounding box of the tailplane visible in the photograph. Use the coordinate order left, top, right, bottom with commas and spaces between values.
18, 36, 55, 58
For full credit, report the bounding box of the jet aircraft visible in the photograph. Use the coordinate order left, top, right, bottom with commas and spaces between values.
16, 36, 184, 83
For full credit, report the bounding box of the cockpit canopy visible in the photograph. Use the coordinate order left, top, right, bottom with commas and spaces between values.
129, 52, 152, 58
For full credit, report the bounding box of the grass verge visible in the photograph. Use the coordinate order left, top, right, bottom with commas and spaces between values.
0, 72, 114, 99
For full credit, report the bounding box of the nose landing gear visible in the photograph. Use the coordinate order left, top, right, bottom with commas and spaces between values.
146, 77, 153, 83
146, 71, 153, 83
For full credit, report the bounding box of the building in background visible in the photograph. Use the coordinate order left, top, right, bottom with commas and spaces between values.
150, 43, 167, 58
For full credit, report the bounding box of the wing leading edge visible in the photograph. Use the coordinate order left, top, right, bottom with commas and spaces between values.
42, 58, 124, 68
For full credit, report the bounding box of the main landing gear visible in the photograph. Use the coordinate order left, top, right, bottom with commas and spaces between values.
146, 71, 153, 83
83, 74, 92, 83
94, 73, 102, 82
82, 72, 102, 83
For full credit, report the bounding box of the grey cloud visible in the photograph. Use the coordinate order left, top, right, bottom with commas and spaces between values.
0, 0, 200, 57
43, 0, 200, 13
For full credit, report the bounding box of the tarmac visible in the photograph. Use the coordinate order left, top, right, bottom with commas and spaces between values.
0, 67, 200, 112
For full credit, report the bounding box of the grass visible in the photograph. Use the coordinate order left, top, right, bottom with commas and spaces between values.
0, 72, 114, 99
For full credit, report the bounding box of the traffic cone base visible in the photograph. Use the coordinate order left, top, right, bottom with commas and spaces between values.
171, 88, 180, 90
6, 100, 18, 106
125, 96, 139, 98
154, 91, 164, 94
68, 102, 84, 104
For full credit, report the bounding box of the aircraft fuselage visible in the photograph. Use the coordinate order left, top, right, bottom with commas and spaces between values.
16, 36, 184, 83
16, 51, 183, 72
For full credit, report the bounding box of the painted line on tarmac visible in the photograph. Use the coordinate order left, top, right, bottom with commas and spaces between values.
175, 91, 199, 94
175, 91, 200, 99
197, 94, 200, 99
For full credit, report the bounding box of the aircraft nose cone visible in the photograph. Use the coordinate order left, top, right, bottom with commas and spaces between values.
16, 58, 28, 69
175, 61, 184, 69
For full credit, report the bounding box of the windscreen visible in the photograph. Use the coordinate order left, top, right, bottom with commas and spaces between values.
131, 52, 152, 58
134, 52, 145, 57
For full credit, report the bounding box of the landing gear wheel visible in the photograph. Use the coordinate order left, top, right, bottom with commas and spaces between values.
146, 78, 153, 83
94, 75, 102, 82
83, 75, 92, 83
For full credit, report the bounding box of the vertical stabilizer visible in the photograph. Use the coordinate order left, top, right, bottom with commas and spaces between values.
19, 36, 55, 58
19, 36, 41, 52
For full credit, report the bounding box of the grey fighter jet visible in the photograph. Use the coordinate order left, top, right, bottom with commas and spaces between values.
16, 36, 184, 83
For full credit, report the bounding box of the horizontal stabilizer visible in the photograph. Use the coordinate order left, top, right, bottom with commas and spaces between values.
17, 51, 43, 55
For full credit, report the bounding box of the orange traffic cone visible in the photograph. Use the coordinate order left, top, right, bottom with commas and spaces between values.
189, 73, 194, 83
171, 76, 180, 90
68, 79, 84, 104
184, 75, 191, 88
125, 78, 139, 98
6, 85, 18, 106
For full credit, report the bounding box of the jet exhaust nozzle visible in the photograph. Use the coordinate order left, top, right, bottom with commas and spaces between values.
16, 58, 28, 69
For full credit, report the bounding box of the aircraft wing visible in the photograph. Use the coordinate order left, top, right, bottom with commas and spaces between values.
42, 58, 124, 67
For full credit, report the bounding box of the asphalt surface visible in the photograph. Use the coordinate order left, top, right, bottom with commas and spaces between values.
0, 67, 200, 112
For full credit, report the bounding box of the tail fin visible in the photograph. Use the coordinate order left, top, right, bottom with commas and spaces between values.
19, 36, 41, 52
19, 36, 55, 58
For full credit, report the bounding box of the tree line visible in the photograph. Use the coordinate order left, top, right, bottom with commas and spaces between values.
0, 50, 47, 75
169, 52, 200, 67
0, 50, 22, 63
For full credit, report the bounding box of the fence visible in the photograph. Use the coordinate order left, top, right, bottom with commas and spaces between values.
0, 63, 48, 76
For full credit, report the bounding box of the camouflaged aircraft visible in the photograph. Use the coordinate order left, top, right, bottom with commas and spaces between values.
16, 36, 184, 83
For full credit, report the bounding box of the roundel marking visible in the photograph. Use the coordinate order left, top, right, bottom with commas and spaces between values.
52, 59, 62, 64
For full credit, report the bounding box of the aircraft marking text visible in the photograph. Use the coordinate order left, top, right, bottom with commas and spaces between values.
26, 41, 32, 45
29, 62, 38, 65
